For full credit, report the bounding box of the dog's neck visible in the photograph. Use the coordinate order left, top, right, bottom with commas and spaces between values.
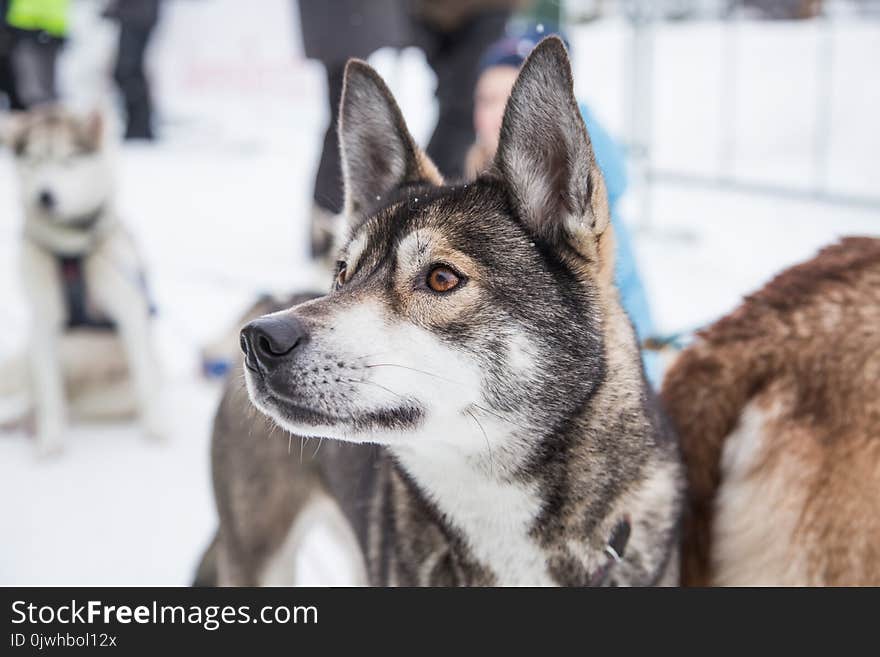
389, 299, 669, 586
24, 204, 114, 257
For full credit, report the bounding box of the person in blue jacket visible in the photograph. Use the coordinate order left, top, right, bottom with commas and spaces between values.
467, 24, 661, 385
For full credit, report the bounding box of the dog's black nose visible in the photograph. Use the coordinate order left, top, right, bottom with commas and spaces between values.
240, 315, 309, 370
38, 190, 55, 210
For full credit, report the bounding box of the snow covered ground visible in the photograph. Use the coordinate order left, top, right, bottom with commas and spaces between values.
1, 0, 877, 585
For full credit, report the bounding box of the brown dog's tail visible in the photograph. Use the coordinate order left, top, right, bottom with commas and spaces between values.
192, 532, 220, 587
661, 337, 774, 586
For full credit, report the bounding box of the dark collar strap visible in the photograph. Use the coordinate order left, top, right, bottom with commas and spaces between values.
588, 518, 631, 587
64, 204, 106, 231
57, 255, 115, 330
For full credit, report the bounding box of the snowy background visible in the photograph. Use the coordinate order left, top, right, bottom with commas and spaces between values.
1, 0, 877, 584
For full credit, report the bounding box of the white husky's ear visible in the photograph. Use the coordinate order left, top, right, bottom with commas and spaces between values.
494, 37, 610, 244
338, 59, 442, 220
0, 112, 29, 155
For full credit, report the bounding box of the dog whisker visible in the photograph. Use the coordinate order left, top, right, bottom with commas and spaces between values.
343, 378, 411, 401
363, 363, 461, 384
351, 351, 391, 359
466, 408, 495, 477
471, 403, 533, 433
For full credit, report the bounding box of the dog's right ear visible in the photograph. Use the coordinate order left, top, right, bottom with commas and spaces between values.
339, 60, 442, 220
493, 37, 611, 249
0, 112, 29, 156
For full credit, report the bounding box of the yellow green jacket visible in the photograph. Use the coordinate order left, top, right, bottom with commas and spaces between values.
6, 0, 70, 37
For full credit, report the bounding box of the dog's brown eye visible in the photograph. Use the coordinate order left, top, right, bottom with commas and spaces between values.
426, 265, 461, 293
335, 262, 347, 290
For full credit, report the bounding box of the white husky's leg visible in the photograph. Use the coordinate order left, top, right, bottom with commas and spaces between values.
29, 332, 66, 456
69, 378, 136, 420
21, 242, 67, 457
0, 353, 32, 428
62, 332, 135, 420
87, 243, 166, 442
0, 352, 28, 397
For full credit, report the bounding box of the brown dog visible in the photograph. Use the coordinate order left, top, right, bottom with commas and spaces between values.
664, 237, 880, 586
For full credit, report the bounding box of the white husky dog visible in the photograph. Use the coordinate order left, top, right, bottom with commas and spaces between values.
1, 107, 166, 456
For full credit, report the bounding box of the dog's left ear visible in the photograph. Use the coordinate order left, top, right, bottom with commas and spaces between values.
494, 37, 610, 246
339, 59, 442, 220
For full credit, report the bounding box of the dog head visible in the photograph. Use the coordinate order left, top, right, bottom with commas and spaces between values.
242, 38, 618, 458
4, 107, 113, 232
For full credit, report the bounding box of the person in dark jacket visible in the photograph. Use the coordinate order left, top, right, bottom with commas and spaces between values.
298, 0, 409, 263
2, 0, 69, 109
0, 0, 23, 109
410, 0, 517, 181
103, 0, 161, 140
298, 0, 522, 266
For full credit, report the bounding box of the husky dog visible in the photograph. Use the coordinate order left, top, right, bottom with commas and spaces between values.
197, 38, 683, 586
665, 237, 880, 586
1, 107, 165, 456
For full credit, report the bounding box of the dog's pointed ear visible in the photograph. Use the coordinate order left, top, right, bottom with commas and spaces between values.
494, 37, 610, 245
339, 59, 442, 219
0, 112, 29, 155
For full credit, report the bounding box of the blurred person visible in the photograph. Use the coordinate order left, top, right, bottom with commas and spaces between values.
468, 25, 661, 385
411, 0, 520, 180
741, 0, 823, 19
298, 0, 409, 264
102, 0, 161, 140
0, 0, 24, 110
299, 0, 522, 267
2, 0, 70, 108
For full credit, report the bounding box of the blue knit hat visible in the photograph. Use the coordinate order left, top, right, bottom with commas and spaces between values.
478, 23, 571, 75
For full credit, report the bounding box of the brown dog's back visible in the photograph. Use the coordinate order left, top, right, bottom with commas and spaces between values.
663, 237, 880, 585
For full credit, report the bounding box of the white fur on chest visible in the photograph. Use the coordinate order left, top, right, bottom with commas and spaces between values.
395, 448, 556, 586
